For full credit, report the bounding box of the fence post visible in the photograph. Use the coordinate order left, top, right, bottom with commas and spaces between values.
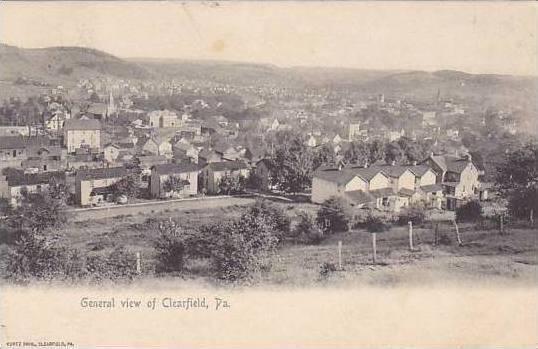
408, 221, 414, 251
136, 252, 141, 274
434, 222, 439, 246
372, 233, 377, 265
452, 220, 462, 246
530, 209, 534, 226
499, 214, 504, 235
337, 241, 342, 270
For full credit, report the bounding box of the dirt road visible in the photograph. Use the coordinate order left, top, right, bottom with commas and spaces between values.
69, 196, 256, 221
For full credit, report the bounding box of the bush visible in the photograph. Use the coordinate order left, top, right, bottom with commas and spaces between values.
319, 262, 337, 279
6, 232, 85, 282
210, 210, 279, 283
456, 200, 482, 222
507, 187, 538, 220
364, 214, 390, 233
247, 200, 291, 240
153, 220, 188, 273
397, 206, 426, 226
294, 211, 324, 244
85, 247, 138, 281
316, 197, 350, 233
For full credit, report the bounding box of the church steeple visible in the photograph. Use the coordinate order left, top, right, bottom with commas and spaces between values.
107, 91, 116, 117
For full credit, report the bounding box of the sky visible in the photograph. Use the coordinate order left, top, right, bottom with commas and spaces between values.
0, 1, 537, 76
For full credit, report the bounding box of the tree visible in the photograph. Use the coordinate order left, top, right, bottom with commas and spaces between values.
111, 174, 140, 199
368, 140, 385, 164
218, 174, 246, 195
384, 141, 404, 164
294, 211, 324, 244
456, 200, 482, 222
364, 214, 390, 233
209, 210, 279, 282
343, 141, 369, 165
162, 175, 186, 194
271, 134, 316, 193
247, 200, 291, 240
316, 197, 350, 233
154, 219, 188, 273
10, 191, 68, 234
496, 142, 538, 218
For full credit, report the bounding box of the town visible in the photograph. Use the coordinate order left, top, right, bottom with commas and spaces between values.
0, 43, 536, 288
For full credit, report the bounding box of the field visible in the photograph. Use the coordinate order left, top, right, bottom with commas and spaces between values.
3, 198, 529, 288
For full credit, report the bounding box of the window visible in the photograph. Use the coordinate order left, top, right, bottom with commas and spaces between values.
12, 150, 16, 157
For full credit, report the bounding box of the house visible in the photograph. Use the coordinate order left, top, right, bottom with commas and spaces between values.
201, 160, 249, 194
147, 110, 180, 128
0, 136, 27, 170
23, 140, 66, 172
0, 125, 31, 137
75, 167, 128, 206
198, 149, 224, 165
140, 137, 172, 157
0, 171, 65, 207
422, 153, 480, 210
103, 142, 136, 163
172, 141, 199, 164
150, 163, 199, 198
45, 112, 67, 131
63, 119, 101, 154
87, 103, 108, 120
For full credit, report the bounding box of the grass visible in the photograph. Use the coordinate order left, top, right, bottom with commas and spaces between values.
1, 200, 537, 288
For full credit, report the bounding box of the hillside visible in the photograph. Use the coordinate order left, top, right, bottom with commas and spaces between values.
0, 43, 152, 84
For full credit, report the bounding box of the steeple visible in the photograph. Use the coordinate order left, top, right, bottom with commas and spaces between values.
107, 91, 116, 117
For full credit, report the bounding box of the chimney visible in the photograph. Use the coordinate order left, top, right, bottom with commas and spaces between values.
391, 160, 396, 166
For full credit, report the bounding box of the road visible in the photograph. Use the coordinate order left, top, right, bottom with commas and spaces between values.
69, 196, 256, 221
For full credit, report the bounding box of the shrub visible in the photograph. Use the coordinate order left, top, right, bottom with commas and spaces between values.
456, 200, 482, 222
86, 247, 138, 281
364, 214, 390, 233
507, 187, 538, 220
294, 211, 324, 244
319, 262, 337, 279
210, 210, 279, 282
6, 232, 85, 282
247, 200, 291, 240
154, 220, 188, 273
397, 206, 426, 226
316, 197, 350, 233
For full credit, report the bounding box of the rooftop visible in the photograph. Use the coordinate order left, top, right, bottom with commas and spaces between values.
64, 119, 101, 131
207, 160, 249, 172
76, 166, 128, 181
7, 171, 65, 187
151, 163, 200, 175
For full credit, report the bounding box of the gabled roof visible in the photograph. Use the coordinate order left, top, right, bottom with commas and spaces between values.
64, 119, 101, 131
151, 163, 200, 175
7, 171, 65, 187
0, 136, 26, 149
379, 165, 412, 178
76, 166, 128, 181
207, 160, 248, 172
407, 165, 431, 177
427, 155, 471, 174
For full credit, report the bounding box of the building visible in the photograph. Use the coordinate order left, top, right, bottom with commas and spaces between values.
63, 119, 101, 154
23, 141, 66, 172
0, 171, 65, 207
150, 163, 199, 198
140, 137, 172, 157
0, 136, 27, 170
422, 153, 480, 210
201, 160, 249, 194
148, 110, 180, 128
87, 103, 108, 120
75, 167, 128, 206
103, 142, 135, 163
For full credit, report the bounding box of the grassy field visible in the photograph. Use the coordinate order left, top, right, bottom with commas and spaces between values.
1, 199, 536, 288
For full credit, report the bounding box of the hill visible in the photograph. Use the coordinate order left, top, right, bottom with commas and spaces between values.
0, 43, 152, 84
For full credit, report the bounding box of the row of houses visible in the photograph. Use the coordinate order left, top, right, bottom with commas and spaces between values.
312, 153, 485, 212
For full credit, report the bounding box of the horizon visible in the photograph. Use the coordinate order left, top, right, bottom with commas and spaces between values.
0, 2, 537, 76
2, 41, 536, 78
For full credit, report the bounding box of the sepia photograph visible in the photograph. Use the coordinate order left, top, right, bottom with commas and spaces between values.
0, 1, 537, 348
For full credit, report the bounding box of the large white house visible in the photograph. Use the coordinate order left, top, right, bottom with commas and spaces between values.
63, 119, 101, 154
